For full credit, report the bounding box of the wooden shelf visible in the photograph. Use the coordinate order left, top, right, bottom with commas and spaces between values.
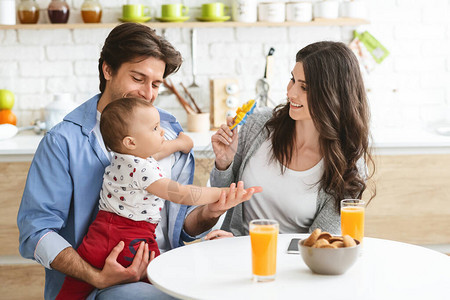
0, 18, 369, 30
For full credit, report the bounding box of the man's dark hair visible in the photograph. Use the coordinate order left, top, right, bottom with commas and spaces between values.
98, 23, 182, 93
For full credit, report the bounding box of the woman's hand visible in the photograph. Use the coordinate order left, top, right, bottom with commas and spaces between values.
202, 229, 234, 241
211, 116, 239, 170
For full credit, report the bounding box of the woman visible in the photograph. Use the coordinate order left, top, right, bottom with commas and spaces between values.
208, 41, 375, 238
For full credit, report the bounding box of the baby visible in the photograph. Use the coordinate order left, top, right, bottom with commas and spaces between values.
57, 97, 261, 299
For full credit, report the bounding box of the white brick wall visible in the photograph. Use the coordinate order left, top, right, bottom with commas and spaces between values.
2, 0, 450, 131
72, 28, 110, 44
18, 29, 72, 45
2, 30, 17, 44
0, 45, 44, 61
198, 28, 235, 43
19, 61, 73, 77
74, 60, 99, 76
0, 62, 18, 77
46, 45, 100, 61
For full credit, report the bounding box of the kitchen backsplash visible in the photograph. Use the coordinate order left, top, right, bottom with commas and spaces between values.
1, 0, 449, 130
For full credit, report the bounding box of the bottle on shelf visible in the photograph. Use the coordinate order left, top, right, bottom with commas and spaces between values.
81, 0, 102, 23
18, 0, 40, 24
47, 0, 70, 24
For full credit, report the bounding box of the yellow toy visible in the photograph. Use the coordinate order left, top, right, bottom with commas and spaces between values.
229, 99, 256, 130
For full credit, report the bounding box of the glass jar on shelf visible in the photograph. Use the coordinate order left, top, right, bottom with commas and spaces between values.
47, 0, 70, 24
81, 0, 102, 23
18, 0, 40, 24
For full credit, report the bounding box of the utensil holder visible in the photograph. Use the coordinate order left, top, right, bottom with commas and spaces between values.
187, 113, 210, 132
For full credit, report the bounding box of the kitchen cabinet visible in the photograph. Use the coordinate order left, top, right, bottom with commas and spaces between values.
363, 154, 450, 246
0, 18, 368, 30
0, 161, 30, 256
0, 160, 44, 300
0, 263, 44, 300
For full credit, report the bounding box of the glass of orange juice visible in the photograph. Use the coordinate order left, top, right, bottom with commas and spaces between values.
341, 199, 365, 243
249, 219, 279, 282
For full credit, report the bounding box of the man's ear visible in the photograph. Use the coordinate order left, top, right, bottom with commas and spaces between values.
122, 136, 136, 150
102, 62, 113, 81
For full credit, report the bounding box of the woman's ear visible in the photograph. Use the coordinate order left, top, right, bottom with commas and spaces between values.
122, 136, 136, 150
102, 62, 113, 81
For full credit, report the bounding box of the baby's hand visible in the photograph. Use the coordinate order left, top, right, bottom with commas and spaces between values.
177, 132, 194, 154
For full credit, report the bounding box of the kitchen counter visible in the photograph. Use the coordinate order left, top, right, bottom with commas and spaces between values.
371, 126, 450, 155
0, 133, 43, 162
2, 127, 450, 161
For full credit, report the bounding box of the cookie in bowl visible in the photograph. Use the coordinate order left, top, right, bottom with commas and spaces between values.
299, 228, 360, 275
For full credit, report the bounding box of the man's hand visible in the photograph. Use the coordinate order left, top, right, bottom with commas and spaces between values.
140, 250, 156, 281
50, 241, 150, 290
205, 181, 262, 219
96, 241, 150, 289
202, 229, 234, 241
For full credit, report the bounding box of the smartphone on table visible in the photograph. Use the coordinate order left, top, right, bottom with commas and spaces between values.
286, 238, 301, 254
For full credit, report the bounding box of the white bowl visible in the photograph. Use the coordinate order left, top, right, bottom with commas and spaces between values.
299, 238, 360, 275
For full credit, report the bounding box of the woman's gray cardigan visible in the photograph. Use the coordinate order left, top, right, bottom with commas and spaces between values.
210, 107, 341, 236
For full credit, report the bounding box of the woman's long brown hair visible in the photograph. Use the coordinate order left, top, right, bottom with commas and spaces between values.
265, 41, 375, 211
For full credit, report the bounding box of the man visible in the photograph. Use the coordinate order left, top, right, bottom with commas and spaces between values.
17, 23, 253, 299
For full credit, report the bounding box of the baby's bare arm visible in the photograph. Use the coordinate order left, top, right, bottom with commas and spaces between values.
146, 178, 226, 206
153, 132, 193, 161
175, 132, 194, 153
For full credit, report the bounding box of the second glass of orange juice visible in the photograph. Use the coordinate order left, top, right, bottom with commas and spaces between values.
249, 219, 279, 282
341, 199, 365, 243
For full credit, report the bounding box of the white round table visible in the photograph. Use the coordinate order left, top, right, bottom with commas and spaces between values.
147, 234, 450, 299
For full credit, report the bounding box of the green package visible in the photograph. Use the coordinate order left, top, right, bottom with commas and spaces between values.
354, 31, 390, 64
